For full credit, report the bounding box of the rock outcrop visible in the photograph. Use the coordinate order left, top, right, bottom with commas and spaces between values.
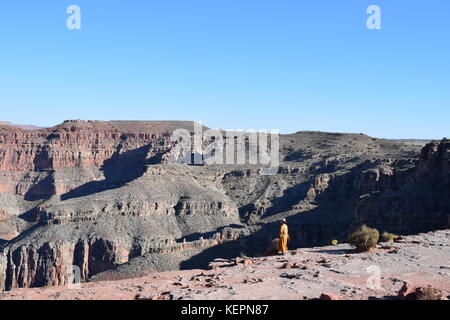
355, 141, 450, 234
1, 230, 449, 300
0, 121, 448, 291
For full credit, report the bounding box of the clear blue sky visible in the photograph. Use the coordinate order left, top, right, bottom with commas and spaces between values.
0, 0, 448, 139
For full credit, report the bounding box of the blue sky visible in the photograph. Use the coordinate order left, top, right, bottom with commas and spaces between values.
0, 0, 448, 139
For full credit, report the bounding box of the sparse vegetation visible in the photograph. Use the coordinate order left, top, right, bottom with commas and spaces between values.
380, 231, 397, 243
240, 251, 248, 258
416, 287, 445, 300
266, 238, 280, 255
347, 225, 379, 252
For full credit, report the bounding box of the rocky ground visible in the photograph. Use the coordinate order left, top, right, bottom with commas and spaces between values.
1, 230, 449, 300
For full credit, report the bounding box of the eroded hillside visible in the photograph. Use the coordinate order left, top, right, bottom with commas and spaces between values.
0, 120, 448, 291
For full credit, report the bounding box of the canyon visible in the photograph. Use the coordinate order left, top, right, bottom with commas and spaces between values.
2, 230, 449, 300
0, 120, 448, 292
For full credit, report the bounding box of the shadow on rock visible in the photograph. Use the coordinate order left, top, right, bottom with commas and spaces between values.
61, 145, 152, 201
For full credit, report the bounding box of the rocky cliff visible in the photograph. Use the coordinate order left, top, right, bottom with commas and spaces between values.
0, 121, 448, 291
2, 230, 449, 300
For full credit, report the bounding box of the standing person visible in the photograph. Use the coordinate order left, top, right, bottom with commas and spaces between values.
278, 218, 289, 255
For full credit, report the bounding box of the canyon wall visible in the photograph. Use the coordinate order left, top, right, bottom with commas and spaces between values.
0, 121, 448, 291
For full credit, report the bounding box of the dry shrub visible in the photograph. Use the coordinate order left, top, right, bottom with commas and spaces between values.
347, 225, 379, 252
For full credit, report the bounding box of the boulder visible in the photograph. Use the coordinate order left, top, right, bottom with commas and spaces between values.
135, 292, 173, 300
319, 293, 339, 300
398, 281, 415, 300
415, 286, 448, 300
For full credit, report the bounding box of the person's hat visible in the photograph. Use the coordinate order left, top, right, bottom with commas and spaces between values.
280, 218, 287, 222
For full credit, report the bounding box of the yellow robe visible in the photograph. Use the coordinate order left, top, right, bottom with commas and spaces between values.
278, 224, 289, 253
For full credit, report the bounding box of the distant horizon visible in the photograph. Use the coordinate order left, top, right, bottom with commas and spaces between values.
0, 119, 444, 141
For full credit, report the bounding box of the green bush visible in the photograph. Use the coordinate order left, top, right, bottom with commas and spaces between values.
380, 231, 397, 243
347, 225, 379, 252
330, 240, 339, 246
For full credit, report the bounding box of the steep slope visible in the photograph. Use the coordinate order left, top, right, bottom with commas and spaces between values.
1, 230, 449, 300
0, 121, 448, 291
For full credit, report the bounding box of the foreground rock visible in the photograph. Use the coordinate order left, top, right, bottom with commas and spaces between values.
398, 282, 448, 300
1, 230, 449, 300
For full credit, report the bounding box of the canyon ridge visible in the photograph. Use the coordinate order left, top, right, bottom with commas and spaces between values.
0, 120, 448, 293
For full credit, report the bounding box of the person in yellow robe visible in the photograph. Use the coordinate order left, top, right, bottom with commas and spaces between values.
278, 218, 289, 254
